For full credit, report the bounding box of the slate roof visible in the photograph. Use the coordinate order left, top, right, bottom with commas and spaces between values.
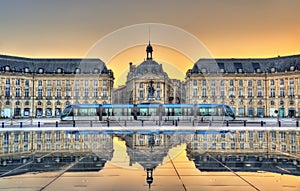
0, 54, 112, 75
189, 54, 300, 74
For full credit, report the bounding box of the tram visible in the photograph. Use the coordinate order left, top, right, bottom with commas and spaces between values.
60, 103, 235, 121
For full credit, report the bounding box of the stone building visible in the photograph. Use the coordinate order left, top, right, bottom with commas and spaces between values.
0, 55, 114, 118
186, 55, 300, 117
113, 42, 185, 104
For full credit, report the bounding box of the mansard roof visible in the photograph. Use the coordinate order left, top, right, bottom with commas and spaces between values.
128, 59, 168, 79
0, 54, 112, 75
189, 54, 300, 74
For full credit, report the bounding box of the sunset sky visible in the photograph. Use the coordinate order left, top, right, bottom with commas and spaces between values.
1, 0, 299, 85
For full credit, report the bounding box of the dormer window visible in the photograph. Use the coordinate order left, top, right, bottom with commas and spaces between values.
201, 68, 207, 73
5, 66, 10, 72
93, 68, 100, 74
219, 68, 225, 73
75, 68, 81, 74
237, 68, 243, 73
56, 68, 63, 74
38, 68, 44, 74
290, 66, 295, 71
24, 67, 30, 73
256, 68, 261, 73
271, 67, 276, 73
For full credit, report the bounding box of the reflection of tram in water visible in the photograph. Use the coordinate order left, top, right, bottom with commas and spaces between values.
60, 103, 235, 121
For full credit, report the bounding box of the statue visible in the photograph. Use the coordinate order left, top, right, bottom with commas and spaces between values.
148, 80, 155, 99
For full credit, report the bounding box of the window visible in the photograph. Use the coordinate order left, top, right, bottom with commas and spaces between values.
239, 80, 243, 86
257, 80, 262, 86
139, 83, 143, 88
38, 80, 42, 86
290, 79, 294, 85
56, 89, 61, 98
66, 80, 70, 86
211, 80, 216, 86
220, 80, 225, 86
93, 89, 98, 97
248, 80, 252, 86
94, 80, 98, 86
84, 88, 89, 97
280, 79, 284, 85
238, 89, 243, 97
211, 88, 216, 97
25, 89, 29, 97
258, 131, 264, 141
103, 80, 107, 86
193, 80, 197, 86
16, 79, 20, 85
84, 80, 89, 86
202, 88, 206, 97
75, 80, 79, 87
270, 80, 274, 86
229, 88, 234, 97
271, 131, 276, 141
202, 80, 206, 86
139, 91, 144, 98
229, 80, 234, 86
103, 89, 107, 97
289, 87, 294, 97
248, 131, 253, 141
248, 88, 252, 97
270, 89, 275, 97
47, 89, 52, 97
157, 91, 160, 98
6, 78, 10, 85
38, 89, 43, 98
280, 132, 286, 142
4, 88, 10, 98
16, 88, 20, 97
157, 83, 160, 88
75, 89, 80, 97
257, 89, 263, 97
220, 88, 225, 97
25, 80, 30, 86
47, 80, 52, 86
57, 80, 61, 86
66, 89, 71, 97
280, 88, 285, 97
193, 89, 198, 97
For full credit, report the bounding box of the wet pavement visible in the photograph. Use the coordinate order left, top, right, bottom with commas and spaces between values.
0, 129, 300, 190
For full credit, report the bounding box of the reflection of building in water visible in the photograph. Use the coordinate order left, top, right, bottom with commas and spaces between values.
189, 130, 300, 154
0, 130, 114, 177
122, 133, 191, 188
187, 130, 300, 175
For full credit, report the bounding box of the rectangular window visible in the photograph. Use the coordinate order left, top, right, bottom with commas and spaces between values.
93, 89, 98, 97
193, 80, 197, 86
157, 90, 160, 98
290, 79, 294, 85
75, 89, 80, 97
239, 80, 243, 86
220, 88, 225, 97
157, 83, 160, 88
66, 89, 71, 97
38, 89, 43, 98
25, 89, 29, 97
16, 79, 20, 85
56, 89, 61, 98
47, 89, 52, 97
75, 80, 79, 87
258, 131, 263, 141
5, 88, 10, 98
257, 89, 263, 97
47, 80, 52, 86
248, 80, 252, 86
229, 88, 234, 97
289, 87, 294, 97
38, 80, 42, 86
201, 88, 206, 97
103, 89, 107, 97
66, 80, 70, 86
270, 89, 275, 97
271, 131, 276, 141
229, 80, 234, 86
193, 89, 198, 98
85, 80, 89, 86
280, 88, 285, 97
202, 80, 206, 86
280, 132, 286, 142
84, 88, 89, 97
211, 80, 216, 86
238, 89, 243, 97
16, 88, 21, 97
6, 78, 10, 85
139, 90, 144, 98
94, 80, 98, 86
257, 80, 261, 86
103, 80, 107, 86
248, 88, 252, 97
211, 88, 216, 97
280, 79, 284, 85
57, 80, 61, 86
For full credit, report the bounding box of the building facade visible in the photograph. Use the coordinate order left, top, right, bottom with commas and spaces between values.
186, 55, 300, 117
113, 42, 185, 104
0, 55, 114, 118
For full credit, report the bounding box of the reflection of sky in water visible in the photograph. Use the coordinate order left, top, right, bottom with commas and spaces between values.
0, 130, 300, 190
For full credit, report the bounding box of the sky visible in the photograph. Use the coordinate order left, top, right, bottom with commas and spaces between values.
1, 0, 300, 85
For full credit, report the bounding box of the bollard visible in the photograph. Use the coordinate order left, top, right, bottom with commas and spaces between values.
38, 121, 40, 128
201, 117, 203, 122
124, 120, 127, 127
56, 121, 58, 127
278, 120, 281, 127
296, 120, 299, 127
107, 120, 110, 127
226, 120, 229, 127
175, 120, 178, 126
173, 120, 175, 125
260, 121, 263, 127
2, 122, 4, 128
90, 121, 93, 127
244, 120, 246, 127
141, 120, 144, 126
192, 120, 195, 126
20, 122, 23, 128
159, 120, 161, 126
73, 120, 76, 127
209, 121, 212, 127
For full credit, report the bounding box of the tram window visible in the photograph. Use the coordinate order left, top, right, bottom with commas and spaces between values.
149, 108, 157, 116
174, 108, 182, 116
216, 106, 225, 116
139, 108, 148, 116
113, 108, 122, 116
